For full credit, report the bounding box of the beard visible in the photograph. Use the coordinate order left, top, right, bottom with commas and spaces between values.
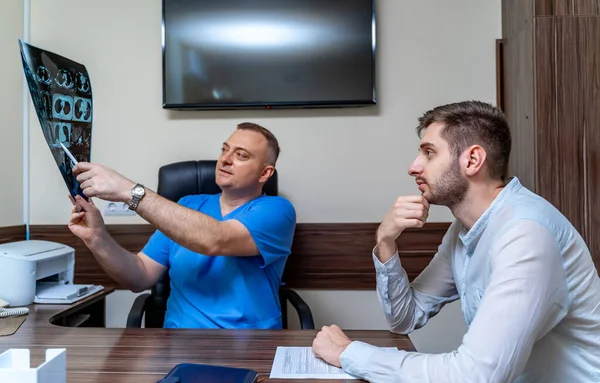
424, 159, 468, 208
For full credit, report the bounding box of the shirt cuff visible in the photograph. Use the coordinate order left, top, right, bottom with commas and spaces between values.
372, 245, 403, 276
340, 341, 381, 378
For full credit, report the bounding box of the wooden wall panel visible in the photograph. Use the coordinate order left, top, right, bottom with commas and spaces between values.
535, 0, 600, 15
535, 0, 577, 15
553, 17, 588, 237
502, 0, 534, 39
283, 223, 449, 289
533, 18, 560, 201
0, 225, 26, 245
535, 17, 600, 252
503, 0, 600, 273
29, 223, 449, 290
502, 10, 536, 190
577, 17, 600, 273
496, 39, 505, 110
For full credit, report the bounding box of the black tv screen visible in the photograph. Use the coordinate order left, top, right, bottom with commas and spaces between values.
162, 0, 376, 110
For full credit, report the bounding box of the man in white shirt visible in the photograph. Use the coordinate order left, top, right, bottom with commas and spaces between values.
312, 101, 600, 382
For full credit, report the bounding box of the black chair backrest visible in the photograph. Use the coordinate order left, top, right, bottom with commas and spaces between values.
144, 160, 278, 328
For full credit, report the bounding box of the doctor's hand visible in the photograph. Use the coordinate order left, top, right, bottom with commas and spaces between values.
312, 325, 352, 368
74, 162, 135, 203
68, 195, 108, 245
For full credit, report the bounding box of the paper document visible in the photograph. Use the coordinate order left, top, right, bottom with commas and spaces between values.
270, 346, 396, 379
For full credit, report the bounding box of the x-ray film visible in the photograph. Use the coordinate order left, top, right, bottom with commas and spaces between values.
19, 40, 92, 201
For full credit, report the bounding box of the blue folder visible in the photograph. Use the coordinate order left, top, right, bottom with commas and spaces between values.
157, 363, 259, 383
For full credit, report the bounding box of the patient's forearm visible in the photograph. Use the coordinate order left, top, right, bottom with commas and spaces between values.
375, 238, 398, 263
85, 233, 151, 292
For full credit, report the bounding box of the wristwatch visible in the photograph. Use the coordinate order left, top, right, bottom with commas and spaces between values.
129, 183, 146, 211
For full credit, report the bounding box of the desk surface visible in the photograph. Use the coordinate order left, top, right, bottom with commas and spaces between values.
0, 289, 415, 382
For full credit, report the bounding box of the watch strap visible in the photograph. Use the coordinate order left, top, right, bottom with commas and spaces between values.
129, 183, 145, 211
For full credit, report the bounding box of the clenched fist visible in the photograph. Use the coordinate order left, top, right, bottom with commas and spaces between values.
312, 325, 352, 368
377, 195, 430, 243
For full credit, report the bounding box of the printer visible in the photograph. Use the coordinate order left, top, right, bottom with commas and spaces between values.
0, 240, 102, 307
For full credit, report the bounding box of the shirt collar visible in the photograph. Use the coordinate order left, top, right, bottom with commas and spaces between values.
458, 177, 522, 255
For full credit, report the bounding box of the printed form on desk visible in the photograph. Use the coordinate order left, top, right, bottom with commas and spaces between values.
270, 346, 397, 379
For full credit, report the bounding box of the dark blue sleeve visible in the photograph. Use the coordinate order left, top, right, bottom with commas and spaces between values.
141, 195, 207, 268
234, 197, 296, 267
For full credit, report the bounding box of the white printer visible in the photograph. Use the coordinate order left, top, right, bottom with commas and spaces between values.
0, 240, 102, 307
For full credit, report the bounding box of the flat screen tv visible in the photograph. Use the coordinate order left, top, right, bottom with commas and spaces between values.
162, 0, 376, 110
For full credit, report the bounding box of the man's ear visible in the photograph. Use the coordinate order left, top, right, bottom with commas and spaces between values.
463, 145, 487, 177
259, 165, 275, 184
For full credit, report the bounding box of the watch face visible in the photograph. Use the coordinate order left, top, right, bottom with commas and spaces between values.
133, 185, 145, 196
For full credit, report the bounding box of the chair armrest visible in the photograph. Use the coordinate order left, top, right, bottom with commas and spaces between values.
283, 288, 315, 330
126, 293, 150, 328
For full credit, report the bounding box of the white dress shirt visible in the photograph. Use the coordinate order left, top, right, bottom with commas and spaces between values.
340, 177, 600, 382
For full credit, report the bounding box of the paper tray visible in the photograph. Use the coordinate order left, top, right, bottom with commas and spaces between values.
34, 284, 103, 304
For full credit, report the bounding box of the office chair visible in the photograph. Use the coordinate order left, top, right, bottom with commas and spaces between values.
126, 160, 314, 330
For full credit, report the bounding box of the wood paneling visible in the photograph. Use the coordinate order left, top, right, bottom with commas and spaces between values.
533, 17, 560, 200
553, 16, 588, 237
502, 0, 534, 39
0, 225, 25, 245
0, 290, 415, 382
535, 0, 600, 15
537, 17, 585, 235
581, 18, 600, 274
503, 1, 600, 273
533, 17, 600, 273
284, 223, 449, 289
29, 223, 449, 290
496, 39, 505, 110
502, 5, 536, 189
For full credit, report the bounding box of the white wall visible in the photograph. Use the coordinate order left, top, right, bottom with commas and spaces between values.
29, 0, 499, 353
0, 0, 24, 227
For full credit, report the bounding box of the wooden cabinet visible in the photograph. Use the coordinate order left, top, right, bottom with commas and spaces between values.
501, 0, 600, 271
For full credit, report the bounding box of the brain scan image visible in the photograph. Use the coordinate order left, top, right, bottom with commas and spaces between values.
19, 39, 93, 201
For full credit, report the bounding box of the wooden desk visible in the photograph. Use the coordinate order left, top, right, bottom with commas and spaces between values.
0, 289, 415, 382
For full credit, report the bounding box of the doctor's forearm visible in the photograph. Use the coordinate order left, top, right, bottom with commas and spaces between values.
86, 234, 152, 292
134, 191, 223, 255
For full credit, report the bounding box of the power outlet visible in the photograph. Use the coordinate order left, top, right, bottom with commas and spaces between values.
103, 201, 136, 216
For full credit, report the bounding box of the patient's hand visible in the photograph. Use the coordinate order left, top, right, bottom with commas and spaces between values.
68, 195, 107, 245
377, 195, 430, 243
74, 162, 135, 203
312, 324, 352, 368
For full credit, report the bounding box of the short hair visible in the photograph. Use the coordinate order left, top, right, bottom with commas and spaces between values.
416, 101, 511, 180
236, 122, 280, 166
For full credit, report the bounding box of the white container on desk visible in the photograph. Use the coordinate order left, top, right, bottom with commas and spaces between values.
0, 348, 66, 383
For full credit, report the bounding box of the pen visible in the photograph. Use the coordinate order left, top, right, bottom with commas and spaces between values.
59, 142, 78, 165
